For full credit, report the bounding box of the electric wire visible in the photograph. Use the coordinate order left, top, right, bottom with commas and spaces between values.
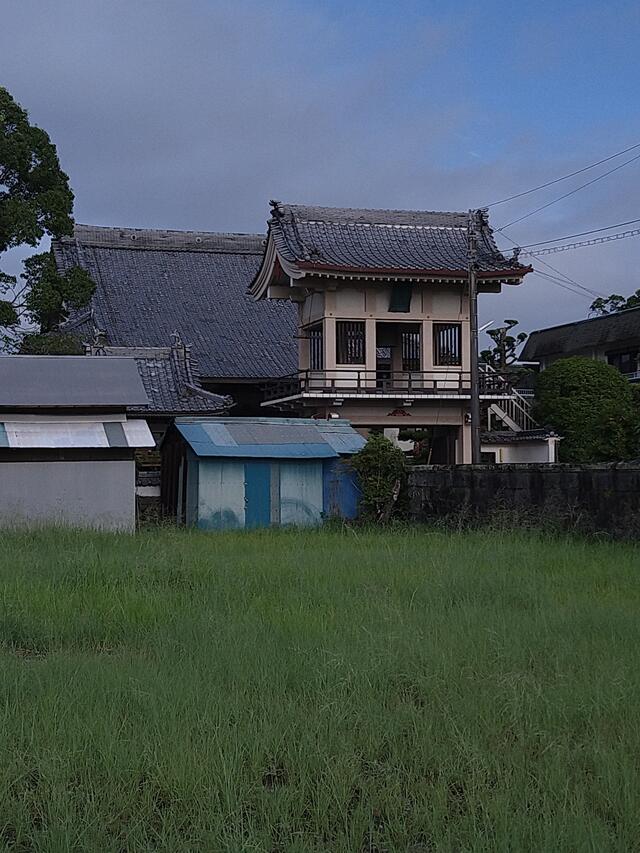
496, 151, 640, 231
485, 141, 640, 207
519, 217, 640, 248
497, 226, 606, 299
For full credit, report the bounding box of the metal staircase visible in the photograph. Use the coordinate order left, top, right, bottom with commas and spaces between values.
480, 364, 537, 432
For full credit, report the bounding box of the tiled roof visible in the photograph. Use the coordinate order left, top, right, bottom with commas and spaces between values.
55, 225, 298, 379
520, 307, 640, 361
481, 429, 557, 445
87, 344, 231, 415
265, 202, 529, 278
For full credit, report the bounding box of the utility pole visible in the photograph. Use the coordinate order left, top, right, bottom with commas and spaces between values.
467, 209, 482, 464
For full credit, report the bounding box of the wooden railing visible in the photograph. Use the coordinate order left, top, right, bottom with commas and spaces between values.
264, 368, 511, 401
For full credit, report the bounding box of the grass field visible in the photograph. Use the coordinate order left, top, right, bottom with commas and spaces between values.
1, 527, 639, 852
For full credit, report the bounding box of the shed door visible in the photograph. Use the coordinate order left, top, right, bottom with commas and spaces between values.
279, 461, 323, 526
244, 461, 272, 528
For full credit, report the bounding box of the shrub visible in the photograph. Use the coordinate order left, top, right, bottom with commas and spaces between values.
534, 357, 639, 462
351, 433, 406, 521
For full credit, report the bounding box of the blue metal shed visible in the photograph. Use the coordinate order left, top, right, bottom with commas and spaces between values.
162, 417, 364, 529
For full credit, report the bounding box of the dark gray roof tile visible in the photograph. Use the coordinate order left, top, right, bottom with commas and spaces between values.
55, 225, 298, 379
267, 203, 528, 277
521, 308, 640, 361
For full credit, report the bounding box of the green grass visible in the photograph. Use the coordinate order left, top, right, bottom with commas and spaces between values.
0, 527, 639, 852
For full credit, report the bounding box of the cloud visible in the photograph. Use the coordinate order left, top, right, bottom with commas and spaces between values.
0, 0, 639, 336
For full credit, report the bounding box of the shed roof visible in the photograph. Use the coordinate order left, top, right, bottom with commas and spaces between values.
0, 418, 154, 448
520, 307, 640, 361
0, 356, 149, 409
250, 203, 529, 296
54, 225, 298, 380
173, 417, 366, 459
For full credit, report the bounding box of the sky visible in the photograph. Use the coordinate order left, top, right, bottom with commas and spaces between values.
1, 0, 640, 338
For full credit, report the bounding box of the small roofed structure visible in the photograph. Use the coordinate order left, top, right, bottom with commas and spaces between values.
162, 417, 365, 529
480, 429, 560, 464
0, 356, 154, 531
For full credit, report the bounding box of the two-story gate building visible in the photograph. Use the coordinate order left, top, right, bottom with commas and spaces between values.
250, 203, 532, 464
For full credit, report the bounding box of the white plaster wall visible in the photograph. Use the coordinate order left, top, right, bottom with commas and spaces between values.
0, 460, 136, 531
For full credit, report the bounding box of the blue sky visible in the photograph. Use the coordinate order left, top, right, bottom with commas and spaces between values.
1, 0, 639, 336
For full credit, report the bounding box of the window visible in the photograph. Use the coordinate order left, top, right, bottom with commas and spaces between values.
308, 325, 323, 370
401, 329, 421, 371
433, 323, 462, 366
607, 349, 639, 376
389, 283, 413, 312
337, 321, 365, 364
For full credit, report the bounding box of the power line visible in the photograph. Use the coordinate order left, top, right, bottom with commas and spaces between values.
531, 271, 594, 301
533, 256, 606, 298
498, 226, 605, 298
485, 141, 640, 207
519, 217, 640, 248
497, 151, 640, 231
523, 227, 640, 257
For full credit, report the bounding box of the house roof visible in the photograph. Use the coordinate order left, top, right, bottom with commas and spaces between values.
520, 307, 640, 361
0, 356, 149, 409
173, 416, 366, 459
86, 344, 231, 416
54, 225, 298, 380
251, 202, 529, 294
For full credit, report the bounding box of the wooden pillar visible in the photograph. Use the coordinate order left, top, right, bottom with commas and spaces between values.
324, 317, 336, 369
365, 318, 377, 372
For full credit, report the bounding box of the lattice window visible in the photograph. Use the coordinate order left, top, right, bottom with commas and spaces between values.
336, 321, 365, 364
433, 323, 462, 366
308, 325, 323, 370
401, 329, 421, 371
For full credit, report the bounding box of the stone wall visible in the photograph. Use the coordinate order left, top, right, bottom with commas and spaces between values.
408, 463, 640, 537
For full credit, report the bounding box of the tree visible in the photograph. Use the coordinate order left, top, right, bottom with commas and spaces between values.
589, 290, 640, 316
480, 319, 528, 372
0, 86, 94, 350
350, 433, 406, 522
534, 357, 639, 463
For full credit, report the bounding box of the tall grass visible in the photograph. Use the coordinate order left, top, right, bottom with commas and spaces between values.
0, 527, 639, 851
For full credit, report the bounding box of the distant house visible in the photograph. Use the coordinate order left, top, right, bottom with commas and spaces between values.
162, 417, 365, 529
0, 357, 154, 530
521, 307, 640, 379
55, 225, 298, 413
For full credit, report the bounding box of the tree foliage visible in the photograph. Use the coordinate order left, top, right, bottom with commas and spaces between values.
480, 319, 528, 372
0, 86, 94, 350
589, 290, 640, 316
19, 331, 84, 355
534, 357, 639, 463
350, 433, 406, 521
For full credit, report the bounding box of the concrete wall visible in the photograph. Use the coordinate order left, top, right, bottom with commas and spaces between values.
0, 460, 136, 531
408, 462, 640, 536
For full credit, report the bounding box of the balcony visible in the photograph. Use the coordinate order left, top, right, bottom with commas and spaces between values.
263, 367, 512, 405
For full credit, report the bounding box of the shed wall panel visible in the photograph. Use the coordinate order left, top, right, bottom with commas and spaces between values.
0, 460, 135, 530
279, 461, 323, 526
197, 459, 245, 529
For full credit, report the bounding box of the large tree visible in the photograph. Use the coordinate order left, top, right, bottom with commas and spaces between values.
0, 86, 94, 351
534, 357, 639, 463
